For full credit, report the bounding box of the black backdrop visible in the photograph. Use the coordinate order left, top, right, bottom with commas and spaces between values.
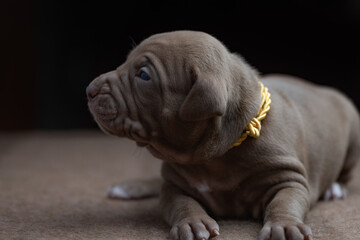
1, 0, 360, 130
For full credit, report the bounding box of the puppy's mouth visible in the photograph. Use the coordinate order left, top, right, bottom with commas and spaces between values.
89, 95, 151, 145
88, 94, 118, 123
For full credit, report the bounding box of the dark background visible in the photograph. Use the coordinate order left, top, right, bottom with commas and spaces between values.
1, 0, 360, 131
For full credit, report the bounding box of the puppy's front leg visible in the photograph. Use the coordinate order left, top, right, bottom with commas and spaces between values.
160, 181, 220, 240
259, 186, 313, 240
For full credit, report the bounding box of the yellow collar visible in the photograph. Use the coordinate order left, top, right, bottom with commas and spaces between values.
231, 81, 271, 148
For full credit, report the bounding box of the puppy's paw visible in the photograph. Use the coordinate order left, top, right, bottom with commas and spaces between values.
322, 182, 347, 201
170, 216, 219, 240
107, 179, 161, 200
258, 222, 312, 240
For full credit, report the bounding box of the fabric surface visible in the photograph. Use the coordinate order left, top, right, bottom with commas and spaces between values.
0, 131, 359, 239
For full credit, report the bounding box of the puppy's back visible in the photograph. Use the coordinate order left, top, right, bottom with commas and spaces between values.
262, 74, 360, 203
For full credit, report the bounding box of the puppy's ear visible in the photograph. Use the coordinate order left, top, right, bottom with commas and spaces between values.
179, 70, 227, 121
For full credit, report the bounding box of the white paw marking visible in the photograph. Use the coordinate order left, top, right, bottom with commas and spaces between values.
107, 185, 130, 199
323, 182, 347, 201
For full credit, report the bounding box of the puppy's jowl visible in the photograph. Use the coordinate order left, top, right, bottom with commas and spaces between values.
87, 31, 360, 240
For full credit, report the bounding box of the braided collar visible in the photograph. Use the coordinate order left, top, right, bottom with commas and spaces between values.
231, 81, 271, 148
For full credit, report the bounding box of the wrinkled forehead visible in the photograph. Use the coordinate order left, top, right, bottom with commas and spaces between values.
127, 32, 195, 61
127, 31, 228, 71
139, 31, 214, 50
128, 35, 181, 63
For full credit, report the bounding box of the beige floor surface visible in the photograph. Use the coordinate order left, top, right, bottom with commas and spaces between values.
0, 131, 359, 239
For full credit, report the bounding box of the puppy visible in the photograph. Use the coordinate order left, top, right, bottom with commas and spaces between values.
86, 31, 360, 240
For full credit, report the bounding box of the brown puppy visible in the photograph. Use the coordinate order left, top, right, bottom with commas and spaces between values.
86, 31, 360, 240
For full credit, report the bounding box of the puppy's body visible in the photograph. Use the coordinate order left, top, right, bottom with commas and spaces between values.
87, 31, 360, 240
162, 75, 359, 219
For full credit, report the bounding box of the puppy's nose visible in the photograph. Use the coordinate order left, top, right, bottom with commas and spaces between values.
86, 84, 99, 101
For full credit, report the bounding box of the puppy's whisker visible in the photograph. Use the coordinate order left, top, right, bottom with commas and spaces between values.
128, 35, 138, 49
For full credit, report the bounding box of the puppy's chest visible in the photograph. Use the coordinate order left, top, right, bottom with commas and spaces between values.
171, 163, 260, 218
173, 163, 242, 192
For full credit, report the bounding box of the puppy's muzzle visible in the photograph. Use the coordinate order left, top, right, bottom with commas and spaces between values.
86, 83, 118, 121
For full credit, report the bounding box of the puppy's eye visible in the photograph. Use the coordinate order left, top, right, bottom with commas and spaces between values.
140, 71, 150, 81
136, 67, 151, 81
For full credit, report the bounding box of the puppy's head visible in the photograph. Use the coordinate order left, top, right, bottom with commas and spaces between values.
87, 31, 257, 164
